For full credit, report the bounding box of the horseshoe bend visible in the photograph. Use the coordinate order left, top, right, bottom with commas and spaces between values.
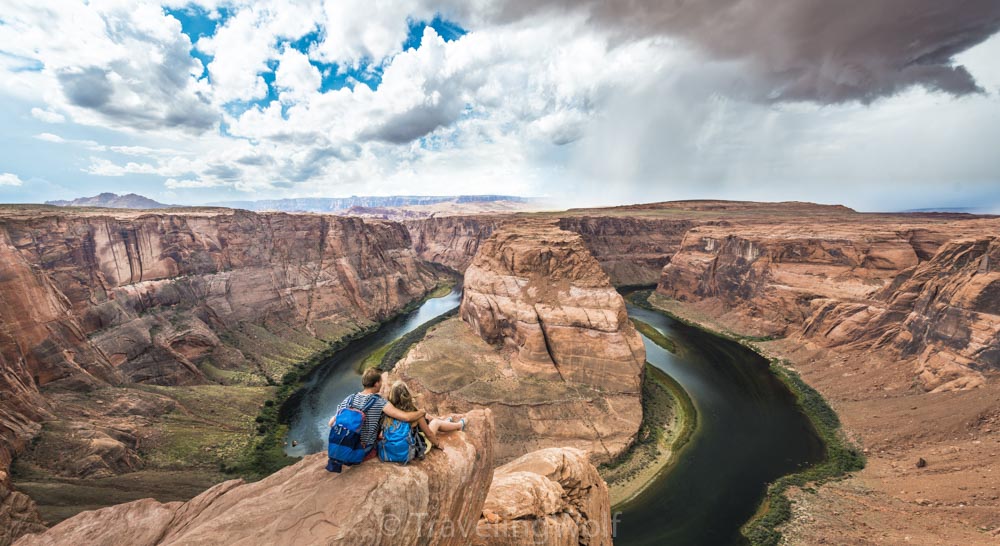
0, 201, 994, 545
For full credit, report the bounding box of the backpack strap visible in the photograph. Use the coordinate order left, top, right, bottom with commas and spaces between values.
360, 394, 380, 412
357, 394, 381, 447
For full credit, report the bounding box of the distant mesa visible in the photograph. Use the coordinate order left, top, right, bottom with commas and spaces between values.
46, 192, 175, 209
207, 195, 537, 213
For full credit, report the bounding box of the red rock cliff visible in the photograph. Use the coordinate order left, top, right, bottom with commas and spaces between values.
0, 208, 443, 543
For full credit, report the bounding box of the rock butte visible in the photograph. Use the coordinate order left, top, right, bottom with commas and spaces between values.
395, 221, 645, 464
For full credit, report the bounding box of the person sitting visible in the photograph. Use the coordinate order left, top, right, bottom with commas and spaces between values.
384, 380, 464, 455
326, 368, 424, 472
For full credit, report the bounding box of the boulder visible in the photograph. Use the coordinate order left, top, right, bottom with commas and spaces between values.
475, 447, 612, 546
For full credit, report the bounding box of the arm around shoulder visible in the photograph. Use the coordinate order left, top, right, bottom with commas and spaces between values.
383, 402, 425, 423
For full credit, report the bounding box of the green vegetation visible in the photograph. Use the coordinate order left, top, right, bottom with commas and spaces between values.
630, 317, 678, 353
361, 308, 459, 372
226, 321, 381, 479
599, 363, 696, 496
741, 360, 865, 546
627, 289, 864, 546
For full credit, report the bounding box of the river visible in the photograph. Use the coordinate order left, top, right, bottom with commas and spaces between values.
616, 301, 824, 545
281, 288, 825, 545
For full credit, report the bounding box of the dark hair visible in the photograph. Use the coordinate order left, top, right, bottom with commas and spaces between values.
361, 368, 382, 388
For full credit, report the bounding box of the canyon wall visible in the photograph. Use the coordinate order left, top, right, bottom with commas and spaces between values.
405, 216, 505, 272
395, 221, 645, 464
656, 222, 1000, 391
409, 213, 704, 286
0, 208, 444, 542
557, 216, 700, 286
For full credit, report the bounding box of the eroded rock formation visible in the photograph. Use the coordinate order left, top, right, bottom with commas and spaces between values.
657, 223, 1000, 391
396, 221, 644, 463
406, 216, 505, 272
461, 222, 645, 390
476, 447, 612, 546
15, 410, 495, 546
557, 216, 700, 286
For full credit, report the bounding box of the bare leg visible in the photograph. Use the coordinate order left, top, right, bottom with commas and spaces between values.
428, 418, 462, 435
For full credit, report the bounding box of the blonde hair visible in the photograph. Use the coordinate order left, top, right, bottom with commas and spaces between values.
387, 381, 417, 412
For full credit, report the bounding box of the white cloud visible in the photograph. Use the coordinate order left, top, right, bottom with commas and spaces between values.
165, 177, 225, 189
35, 132, 66, 143
30, 108, 66, 123
0, 173, 25, 186
1, 1, 215, 132
0, 0, 996, 209
274, 47, 322, 102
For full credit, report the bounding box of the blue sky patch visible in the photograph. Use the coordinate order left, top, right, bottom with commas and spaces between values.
165, 4, 231, 78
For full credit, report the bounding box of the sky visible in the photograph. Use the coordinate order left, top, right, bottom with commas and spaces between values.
0, 0, 999, 212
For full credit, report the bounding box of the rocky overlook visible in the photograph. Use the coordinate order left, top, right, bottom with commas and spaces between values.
15, 410, 496, 546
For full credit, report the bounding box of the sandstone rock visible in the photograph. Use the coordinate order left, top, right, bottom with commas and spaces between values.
16, 410, 495, 546
406, 216, 505, 273
474, 447, 611, 546
557, 216, 702, 286
395, 221, 644, 464
460, 221, 645, 391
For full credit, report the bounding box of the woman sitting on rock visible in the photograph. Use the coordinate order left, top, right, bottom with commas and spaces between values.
384, 380, 465, 455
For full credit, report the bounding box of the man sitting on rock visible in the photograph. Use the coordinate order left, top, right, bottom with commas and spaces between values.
327, 368, 424, 471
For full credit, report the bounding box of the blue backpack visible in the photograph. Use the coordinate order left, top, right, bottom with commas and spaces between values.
377, 418, 417, 464
327, 394, 379, 470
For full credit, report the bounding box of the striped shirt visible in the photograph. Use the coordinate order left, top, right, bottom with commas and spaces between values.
336, 392, 387, 447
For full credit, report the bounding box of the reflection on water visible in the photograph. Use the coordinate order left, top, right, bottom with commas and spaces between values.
615, 303, 824, 546
281, 286, 461, 457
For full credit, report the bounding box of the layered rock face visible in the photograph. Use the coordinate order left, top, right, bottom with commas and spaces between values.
406, 216, 505, 272
657, 220, 1000, 391
409, 213, 703, 286
0, 209, 439, 388
462, 223, 645, 390
15, 411, 496, 546
557, 216, 700, 286
396, 221, 644, 464
801, 236, 1000, 391
0, 208, 443, 542
476, 447, 612, 546
659, 225, 921, 336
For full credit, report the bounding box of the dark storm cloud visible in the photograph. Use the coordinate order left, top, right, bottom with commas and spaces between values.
360, 102, 463, 144
58, 67, 114, 108
449, 0, 1000, 103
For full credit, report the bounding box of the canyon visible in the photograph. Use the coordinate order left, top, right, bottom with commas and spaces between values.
0, 206, 445, 543
1, 200, 998, 544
